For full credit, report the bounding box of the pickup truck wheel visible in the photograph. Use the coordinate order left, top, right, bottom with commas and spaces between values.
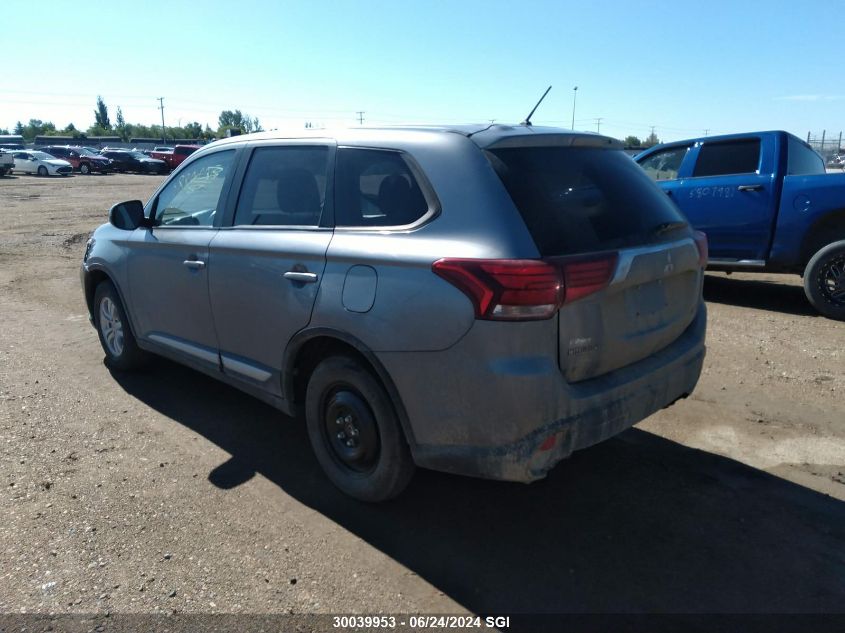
305, 356, 414, 502
79, 163, 90, 175
93, 281, 149, 371
804, 240, 845, 320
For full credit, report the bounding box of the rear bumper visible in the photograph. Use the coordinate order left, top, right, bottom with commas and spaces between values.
378, 304, 706, 483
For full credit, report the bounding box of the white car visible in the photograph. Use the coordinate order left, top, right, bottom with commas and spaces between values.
11, 150, 73, 176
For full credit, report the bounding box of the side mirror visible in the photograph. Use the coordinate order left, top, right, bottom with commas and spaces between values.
108, 200, 148, 230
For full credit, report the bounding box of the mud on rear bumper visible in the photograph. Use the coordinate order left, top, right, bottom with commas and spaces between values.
408, 308, 706, 483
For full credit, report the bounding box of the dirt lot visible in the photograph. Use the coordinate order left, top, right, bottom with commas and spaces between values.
1, 173, 843, 623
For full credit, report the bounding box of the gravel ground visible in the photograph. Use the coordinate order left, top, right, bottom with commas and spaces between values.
0, 173, 843, 624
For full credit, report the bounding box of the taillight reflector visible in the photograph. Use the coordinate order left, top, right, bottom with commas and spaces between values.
432, 253, 618, 321
693, 231, 708, 268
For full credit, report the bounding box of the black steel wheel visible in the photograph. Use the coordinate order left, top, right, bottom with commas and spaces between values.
305, 355, 414, 501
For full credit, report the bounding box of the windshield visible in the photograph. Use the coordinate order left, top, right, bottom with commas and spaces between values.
32, 151, 55, 160
78, 148, 99, 157
129, 151, 147, 159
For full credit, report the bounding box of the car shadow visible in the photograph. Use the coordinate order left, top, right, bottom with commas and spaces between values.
109, 360, 845, 624
703, 274, 817, 317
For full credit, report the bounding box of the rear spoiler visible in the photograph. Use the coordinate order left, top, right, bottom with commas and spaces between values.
479, 133, 622, 151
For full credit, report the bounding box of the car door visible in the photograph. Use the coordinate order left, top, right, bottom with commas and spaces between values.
127, 148, 240, 369
671, 137, 775, 261
207, 141, 335, 395
104, 152, 124, 170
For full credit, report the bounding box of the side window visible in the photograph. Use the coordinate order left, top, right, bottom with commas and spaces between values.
787, 137, 825, 175
693, 139, 761, 177
155, 150, 235, 227
335, 148, 429, 227
638, 146, 690, 181
233, 146, 329, 227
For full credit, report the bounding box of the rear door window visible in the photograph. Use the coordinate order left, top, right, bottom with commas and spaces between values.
233, 145, 329, 227
335, 148, 430, 227
486, 147, 686, 256
692, 139, 760, 177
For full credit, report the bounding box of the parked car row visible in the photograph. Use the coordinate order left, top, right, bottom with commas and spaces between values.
0, 144, 199, 176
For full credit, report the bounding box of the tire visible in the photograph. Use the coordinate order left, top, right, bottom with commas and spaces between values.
93, 281, 149, 370
305, 356, 415, 502
37, 166, 47, 177
803, 239, 845, 320
79, 162, 90, 175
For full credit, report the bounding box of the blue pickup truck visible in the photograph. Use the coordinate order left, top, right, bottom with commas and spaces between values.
635, 131, 845, 319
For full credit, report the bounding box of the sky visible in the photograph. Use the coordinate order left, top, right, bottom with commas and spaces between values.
1, 0, 843, 143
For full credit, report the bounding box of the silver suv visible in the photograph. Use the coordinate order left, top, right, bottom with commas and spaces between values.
82, 125, 707, 501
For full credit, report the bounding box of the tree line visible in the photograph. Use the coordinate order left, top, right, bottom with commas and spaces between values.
0, 96, 263, 142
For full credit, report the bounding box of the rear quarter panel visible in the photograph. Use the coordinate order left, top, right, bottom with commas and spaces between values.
310, 132, 541, 352
770, 172, 845, 268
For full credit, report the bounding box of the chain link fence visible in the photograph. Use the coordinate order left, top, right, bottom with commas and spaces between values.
806, 131, 843, 166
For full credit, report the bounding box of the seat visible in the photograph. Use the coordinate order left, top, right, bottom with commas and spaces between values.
377, 174, 426, 225
275, 167, 322, 225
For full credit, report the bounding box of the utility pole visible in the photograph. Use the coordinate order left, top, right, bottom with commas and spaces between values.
704, 129, 710, 136
594, 117, 603, 134
356, 111, 365, 125
157, 97, 166, 143
571, 86, 578, 130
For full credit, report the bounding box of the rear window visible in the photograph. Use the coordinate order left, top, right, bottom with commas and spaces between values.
787, 137, 825, 175
485, 147, 686, 256
693, 139, 760, 177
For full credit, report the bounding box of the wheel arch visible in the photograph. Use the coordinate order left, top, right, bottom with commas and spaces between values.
83, 266, 140, 339
283, 328, 417, 448
800, 209, 845, 268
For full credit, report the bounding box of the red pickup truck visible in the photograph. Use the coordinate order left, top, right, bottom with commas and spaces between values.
148, 144, 201, 171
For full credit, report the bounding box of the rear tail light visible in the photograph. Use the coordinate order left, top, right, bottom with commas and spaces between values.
693, 231, 708, 268
432, 253, 618, 321
559, 254, 619, 303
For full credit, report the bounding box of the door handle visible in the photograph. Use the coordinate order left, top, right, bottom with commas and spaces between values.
183, 259, 206, 270
737, 184, 763, 191
284, 271, 318, 283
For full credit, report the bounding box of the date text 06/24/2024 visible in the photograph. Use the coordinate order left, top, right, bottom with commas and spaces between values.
332, 615, 511, 629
